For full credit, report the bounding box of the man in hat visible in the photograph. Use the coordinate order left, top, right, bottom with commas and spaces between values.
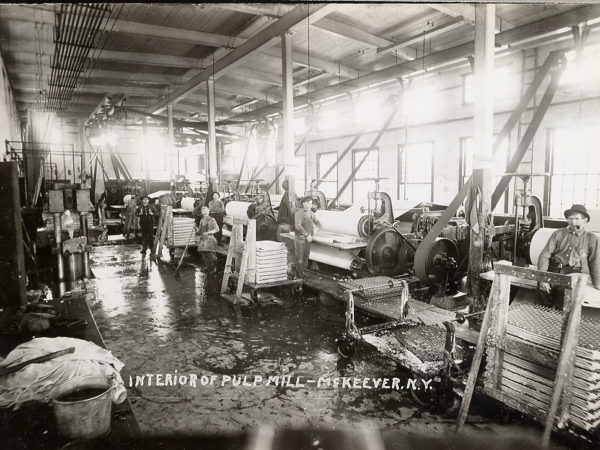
538, 204, 599, 307
137, 196, 156, 256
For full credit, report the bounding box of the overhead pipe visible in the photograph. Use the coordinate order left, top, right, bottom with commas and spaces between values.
52, 3, 85, 110
57, 4, 103, 108
54, 3, 85, 109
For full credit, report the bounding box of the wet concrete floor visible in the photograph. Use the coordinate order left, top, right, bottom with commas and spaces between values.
88, 243, 564, 445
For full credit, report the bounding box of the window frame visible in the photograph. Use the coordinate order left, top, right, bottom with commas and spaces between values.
316, 151, 338, 199
352, 147, 379, 202
398, 141, 434, 202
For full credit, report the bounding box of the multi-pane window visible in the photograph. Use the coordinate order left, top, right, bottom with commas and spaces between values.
317, 152, 338, 199
352, 148, 379, 202
548, 126, 600, 218
399, 142, 433, 201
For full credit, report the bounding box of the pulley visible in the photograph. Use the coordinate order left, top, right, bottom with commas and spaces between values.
414, 238, 459, 285
365, 227, 404, 276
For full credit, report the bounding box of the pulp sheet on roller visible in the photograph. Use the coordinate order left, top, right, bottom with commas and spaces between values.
180, 197, 196, 211
309, 242, 357, 270
314, 210, 367, 238
225, 201, 252, 219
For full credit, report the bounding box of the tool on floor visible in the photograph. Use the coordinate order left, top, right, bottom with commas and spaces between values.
0, 347, 75, 376
173, 227, 196, 278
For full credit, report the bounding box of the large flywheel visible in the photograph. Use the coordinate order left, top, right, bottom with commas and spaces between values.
366, 227, 402, 276
366, 227, 418, 276
414, 238, 459, 285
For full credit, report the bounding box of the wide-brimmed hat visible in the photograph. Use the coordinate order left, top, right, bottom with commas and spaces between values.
564, 204, 590, 221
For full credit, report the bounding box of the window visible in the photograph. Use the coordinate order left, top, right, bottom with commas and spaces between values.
184, 155, 204, 175
352, 148, 379, 202
317, 152, 338, 199
399, 142, 433, 201
463, 65, 512, 104
548, 126, 600, 218
459, 136, 510, 213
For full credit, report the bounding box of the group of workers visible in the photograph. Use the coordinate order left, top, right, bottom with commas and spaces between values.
117, 177, 599, 303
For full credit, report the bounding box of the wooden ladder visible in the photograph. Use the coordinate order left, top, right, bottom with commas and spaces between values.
456, 260, 588, 447
220, 217, 256, 305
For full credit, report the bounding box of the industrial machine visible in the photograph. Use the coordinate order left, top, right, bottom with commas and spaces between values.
222, 179, 278, 241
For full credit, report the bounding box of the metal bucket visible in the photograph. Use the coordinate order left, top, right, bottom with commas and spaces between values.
52, 385, 113, 440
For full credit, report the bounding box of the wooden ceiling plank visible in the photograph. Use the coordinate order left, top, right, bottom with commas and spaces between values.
149, 4, 333, 113
228, 4, 600, 122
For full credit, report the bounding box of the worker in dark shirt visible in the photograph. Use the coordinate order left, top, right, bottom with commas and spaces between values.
294, 196, 321, 277
137, 196, 155, 256
276, 179, 295, 241
538, 204, 599, 307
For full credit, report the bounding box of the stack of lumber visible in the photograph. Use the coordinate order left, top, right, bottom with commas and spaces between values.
487, 302, 600, 431
172, 217, 197, 247
252, 240, 288, 284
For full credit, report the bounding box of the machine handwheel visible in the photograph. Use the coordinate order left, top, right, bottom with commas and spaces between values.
98, 228, 108, 243
336, 338, 356, 358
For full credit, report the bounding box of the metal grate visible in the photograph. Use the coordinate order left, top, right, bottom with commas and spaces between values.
508, 303, 600, 352
378, 324, 467, 363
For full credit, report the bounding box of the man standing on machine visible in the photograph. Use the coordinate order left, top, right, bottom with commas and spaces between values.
538, 204, 599, 307
137, 196, 155, 256
294, 196, 321, 277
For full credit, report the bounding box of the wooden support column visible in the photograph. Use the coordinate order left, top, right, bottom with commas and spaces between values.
78, 119, 86, 183
207, 76, 218, 186
281, 32, 296, 202
167, 104, 175, 178
469, 4, 495, 307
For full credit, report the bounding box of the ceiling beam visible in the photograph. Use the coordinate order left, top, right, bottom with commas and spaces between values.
110, 18, 245, 48
261, 46, 357, 79
149, 4, 333, 114
378, 17, 466, 55
96, 49, 204, 69
312, 17, 415, 61
227, 4, 600, 122
0, 44, 205, 70
211, 3, 294, 18
13, 81, 163, 98
428, 4, 508, 32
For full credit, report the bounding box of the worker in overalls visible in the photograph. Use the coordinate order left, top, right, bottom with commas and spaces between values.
538, 204, 599, 308
137, 196, 155, 256
294, 196, 321, 278
208, 192, 225, 244
276, 179, 294, 242
196, 206, 219, 274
